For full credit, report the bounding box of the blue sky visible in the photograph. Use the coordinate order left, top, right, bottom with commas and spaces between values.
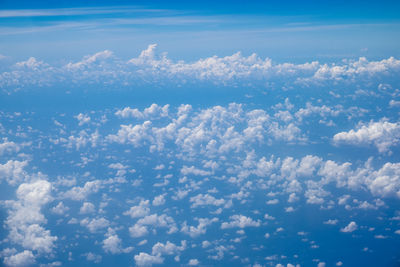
1, 0, 400, 62
1, 1, 400, 267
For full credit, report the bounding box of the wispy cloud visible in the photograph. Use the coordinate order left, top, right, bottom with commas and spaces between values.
0, 6, 169, 18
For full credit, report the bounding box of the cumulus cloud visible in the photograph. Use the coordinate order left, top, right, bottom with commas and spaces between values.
295, 103, 342, 122
51, 202, 69, 215
102, 229, 133, 254
79, 202, 95, 214
340, 221, 358, 233
106, 103, 400, 201
134, 240, 185, 267
5, 180, 57, 255
0, 138, 23, 156
85, 252, 102, 263
3, 250, 36, 267
0, 160, 28, 185
129, 224, 149, 238
2, 45, 399, 92
134, 252, 164, 267
2, 96, 400, 266
221, 215, 260, 229
152, 194, 166, 206
65, 50, 113, 70
188, 259, 199, 266
367, 162, 400, 198
324, 219, 338, 225
181, 166, 212, 176
115, 104, 169, 119
181, 218, 219, 238
80, 217, 110, 233
151, 240, 186, 256
333, 120, 400, 153
190, 194, 226, 208
123, 200, 150, 218
75, 113, 91, 126
129, 213, 178, 238
107, 121, 153, 147
62, 180, 101, 200
108, 103, 306, 157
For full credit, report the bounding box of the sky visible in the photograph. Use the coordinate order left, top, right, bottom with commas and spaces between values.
1, 0, 400, 62
1, 1, 400, 267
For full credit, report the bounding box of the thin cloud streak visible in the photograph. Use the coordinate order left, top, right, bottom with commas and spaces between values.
0, 6, 170, 18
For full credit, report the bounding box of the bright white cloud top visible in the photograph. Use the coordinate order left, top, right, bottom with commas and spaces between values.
1, 44, 400, 93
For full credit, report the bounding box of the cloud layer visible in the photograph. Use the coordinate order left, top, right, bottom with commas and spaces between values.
1, 44, 400, 92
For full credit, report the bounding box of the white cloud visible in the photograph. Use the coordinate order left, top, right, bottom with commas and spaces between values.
129, 213, 178, 238
305, 186, 329, 205
108, 162, 128, 170
65, 50, 113, 70
312, 57, 400, 80
62, 180, 101, 201
115, 107, 143, 119
15, 57, 48, 70
333, 120, 400, 153
85, 252, 102, 263
107, 121, 153, 147
295, 103, 342, 122
129, 224, 149, 238
151, 241, 186, 256
123, 200, 150, 218
0, 138, 22, 156
3, 46, 399, 92
181, 218, 218, 238
5, 180, 57, 254
324, 219, 338, 225
181, 166, 212, 176
389, 100, 400, 107
134, 252, 164, 267
51, 202, 69, 215
3, 250, 36, 267
190, 194, 226, 208
266, 199, 279, 205
3, 95, 400, 266
340, 221, 358, 233
0, 160, 28, 185
188, 259, 199, 266
75, 113, 91, 126
367, 162, 400, 198
80, 217, 110, 233
136, 214, 177, 232
152, 194, 166, 206
108, 104, 306, 158
221, 215, 260, 229
102, 229, 133, 255
115, 104, 169, 119
79, 202, 95, 214
264, 214, 275, 220
63, 130, 100, 150
268, 122, 304, 142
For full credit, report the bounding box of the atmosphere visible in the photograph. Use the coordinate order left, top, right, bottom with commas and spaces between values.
1, 1, 400, 267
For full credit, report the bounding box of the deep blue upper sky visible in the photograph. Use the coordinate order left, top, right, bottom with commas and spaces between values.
0, 0, 399, 62
2, 0, 400, 18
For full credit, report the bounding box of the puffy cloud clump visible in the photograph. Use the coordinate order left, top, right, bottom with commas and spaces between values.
333, 120, 400, 153
5, 180, 57, 258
